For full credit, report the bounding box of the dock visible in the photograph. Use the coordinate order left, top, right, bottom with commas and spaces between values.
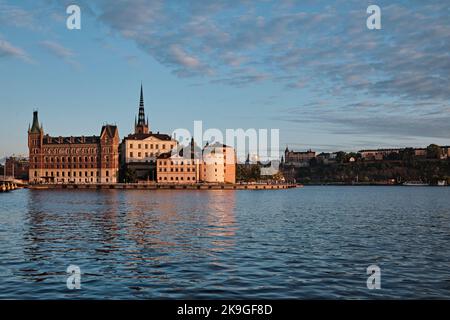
27, 183, 297, 191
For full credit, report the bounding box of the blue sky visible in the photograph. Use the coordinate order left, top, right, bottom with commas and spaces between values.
0, 0, 449, 159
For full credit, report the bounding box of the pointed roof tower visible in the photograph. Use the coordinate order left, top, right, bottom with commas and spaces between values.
134, 83, 150, 134
30, 110, 42, 134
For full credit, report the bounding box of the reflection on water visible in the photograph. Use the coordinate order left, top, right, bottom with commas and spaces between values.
1, 187, 450, 299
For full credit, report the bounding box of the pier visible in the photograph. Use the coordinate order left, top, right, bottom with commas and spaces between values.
28, 183, 297, 191
0, 179, 21, 192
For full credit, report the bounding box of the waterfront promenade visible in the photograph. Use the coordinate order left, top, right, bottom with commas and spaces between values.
27, 182, 297, 191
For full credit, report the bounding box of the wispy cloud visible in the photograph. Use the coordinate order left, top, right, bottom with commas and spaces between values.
0, 38, 31, 62
86, 0, 450, 102
39, 40, 78, 67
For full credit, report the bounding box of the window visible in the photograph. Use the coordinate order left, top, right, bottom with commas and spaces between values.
138, 144, 141, 149
130, 152, 133, 158
145, 144, 148, 149
138, 152, 141, 157
130, 144, 133, 149
162, 145, 166, 149
106, 171, 109, 177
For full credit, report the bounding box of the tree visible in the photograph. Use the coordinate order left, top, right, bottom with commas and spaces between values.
427, 144, 441, 159
335, 151, 347, 163
123, 168, 137, 183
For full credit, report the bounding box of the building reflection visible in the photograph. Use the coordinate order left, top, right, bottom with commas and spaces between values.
22, 189, 238, 288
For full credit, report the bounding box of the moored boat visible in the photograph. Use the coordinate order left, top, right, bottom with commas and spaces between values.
403, 181, 429, 186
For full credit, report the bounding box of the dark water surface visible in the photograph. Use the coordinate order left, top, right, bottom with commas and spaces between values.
1, 187, 450, 299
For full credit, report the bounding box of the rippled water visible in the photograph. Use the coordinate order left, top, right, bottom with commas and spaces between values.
1, 187, 450, 299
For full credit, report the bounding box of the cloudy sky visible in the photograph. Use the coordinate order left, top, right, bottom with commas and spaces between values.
0, 0, 449, 158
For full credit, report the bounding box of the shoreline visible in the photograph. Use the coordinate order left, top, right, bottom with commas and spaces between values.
26, 183, 297, 191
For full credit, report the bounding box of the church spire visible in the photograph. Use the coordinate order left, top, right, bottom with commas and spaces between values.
135, 83, 150, 134
139, 83, 144, 108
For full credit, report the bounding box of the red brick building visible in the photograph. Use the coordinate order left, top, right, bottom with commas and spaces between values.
5, 156, 29, 180
28, 111, 120, 184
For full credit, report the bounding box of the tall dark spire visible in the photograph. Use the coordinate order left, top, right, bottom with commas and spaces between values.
135, 83, 150, 134
138, 83, 145, 126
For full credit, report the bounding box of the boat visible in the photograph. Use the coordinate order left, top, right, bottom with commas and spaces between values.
437, 180, 447, 186
403, 181, 429, 186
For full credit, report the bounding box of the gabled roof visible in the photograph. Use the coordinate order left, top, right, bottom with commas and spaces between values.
101, 125, 118, 138
124, 132, 173, 141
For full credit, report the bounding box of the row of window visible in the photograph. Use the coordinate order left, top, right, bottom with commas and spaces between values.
129, 143, 174, 150
158, 176, 195, 181
44, 178, 111, 183
32, 156, 111, 163
158, 167, 195, 172
129, 152, 159, 158
44, 170, 110, 177
158, 160, 197, 166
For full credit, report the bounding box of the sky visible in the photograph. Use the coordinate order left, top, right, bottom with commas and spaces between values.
0, 0, 449, 160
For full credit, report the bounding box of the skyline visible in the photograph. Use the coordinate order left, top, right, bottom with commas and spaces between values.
1, 0, 449, 159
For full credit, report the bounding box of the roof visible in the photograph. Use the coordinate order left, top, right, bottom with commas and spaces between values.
124, 132, 172, 141
101, 125, 118, 138
206, 142, 233, 149
30, 111, 42, 134
157, 152, 173, 159
43, 135, 100, 145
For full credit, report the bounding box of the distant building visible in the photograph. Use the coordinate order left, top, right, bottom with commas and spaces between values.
439, 146, 450, 159
28, 111, 119, 184
201, 142, 236, 184
359, 148, 402, 161
156, 139, 201, 184
316, 152, 337, 164
120, 85, 177, 181
414, 148, 427, 158
5, 156, 29, 180
284, 147, 316, 167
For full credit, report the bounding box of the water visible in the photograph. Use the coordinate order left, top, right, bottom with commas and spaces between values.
1, 187, 450, 299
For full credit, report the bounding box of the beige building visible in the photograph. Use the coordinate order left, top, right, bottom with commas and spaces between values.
156, 141, 237, 184
120, 85, 177, 181
284, 147, 316, 167
156, 140, 201, 183
201, 143, 236, 184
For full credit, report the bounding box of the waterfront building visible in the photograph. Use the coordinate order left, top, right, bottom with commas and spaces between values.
156, 139, 201, 183
201, 142, 236, 184
284, 147, 316, 167
28, 111, 119, 184
5, 156, 29, 180
120, 85, 177, 181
